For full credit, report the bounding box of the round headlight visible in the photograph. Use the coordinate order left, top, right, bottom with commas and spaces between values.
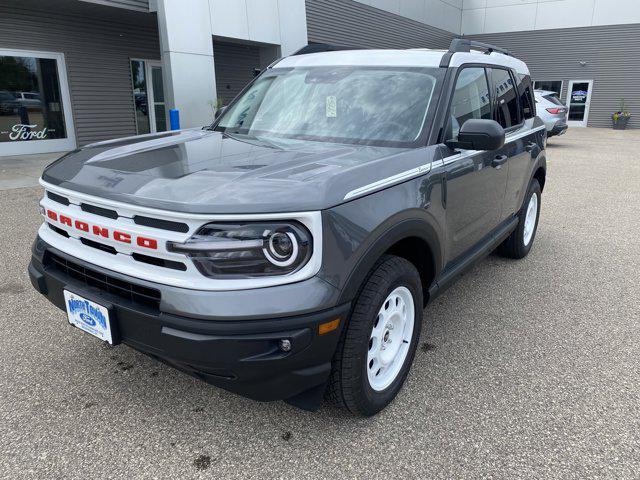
167, 221, 312, 278
264, 231, 298, 267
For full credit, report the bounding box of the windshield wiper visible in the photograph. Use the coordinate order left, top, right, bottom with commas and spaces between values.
220, 131, 284, 150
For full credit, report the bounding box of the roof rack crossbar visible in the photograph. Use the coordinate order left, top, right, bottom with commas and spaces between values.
448, 38, 512, 57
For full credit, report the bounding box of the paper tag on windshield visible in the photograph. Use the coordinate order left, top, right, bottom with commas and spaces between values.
326, 96, 337, 118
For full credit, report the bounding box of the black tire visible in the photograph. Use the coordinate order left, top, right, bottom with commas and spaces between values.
325, 255, 423, 416
498, 178, 541, 259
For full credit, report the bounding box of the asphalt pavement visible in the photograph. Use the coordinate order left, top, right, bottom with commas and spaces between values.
0, 128, 638, 479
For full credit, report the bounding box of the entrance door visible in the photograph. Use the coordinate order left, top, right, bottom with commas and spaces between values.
0, 49, 76, 155
567, 80, 593, 127
130, 59, 167, 135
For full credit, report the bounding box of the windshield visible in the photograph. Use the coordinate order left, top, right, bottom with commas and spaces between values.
214, 66, 442, 147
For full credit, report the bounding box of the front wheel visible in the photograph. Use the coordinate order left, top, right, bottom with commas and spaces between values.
326, 255, 423, 416
498, 178, 541, 259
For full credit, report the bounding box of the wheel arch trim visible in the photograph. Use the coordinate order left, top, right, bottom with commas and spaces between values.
337, 210, 443, 305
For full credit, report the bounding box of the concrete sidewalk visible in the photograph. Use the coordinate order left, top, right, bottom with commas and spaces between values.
0, 152, 67, 190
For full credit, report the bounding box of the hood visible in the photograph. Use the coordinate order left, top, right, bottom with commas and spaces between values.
42, 129, 425, 214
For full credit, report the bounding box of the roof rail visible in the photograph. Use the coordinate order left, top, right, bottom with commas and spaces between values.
291, 43, 359, 56
448, 38, 512, 57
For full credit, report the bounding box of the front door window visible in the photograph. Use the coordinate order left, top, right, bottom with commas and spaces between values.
0, 50, 76, 155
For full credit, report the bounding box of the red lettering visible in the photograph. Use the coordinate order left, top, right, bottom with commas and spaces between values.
59, 215, 72, 227
137, 237, 157, 250
114, 231, 131, 244
92, 225, 109, 238
47, 210, 58, 221
75, 220, 89, 232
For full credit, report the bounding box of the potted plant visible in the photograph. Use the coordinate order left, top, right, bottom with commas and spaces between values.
612, 98, 631, 130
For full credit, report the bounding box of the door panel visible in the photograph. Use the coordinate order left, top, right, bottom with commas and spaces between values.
499, 127, 537, 219
443, 149, 508, 261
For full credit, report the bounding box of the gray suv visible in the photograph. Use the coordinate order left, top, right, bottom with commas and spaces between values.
29, 39, 547, 416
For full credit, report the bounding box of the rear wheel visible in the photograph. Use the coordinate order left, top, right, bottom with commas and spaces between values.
326, 255, 423, 416
498, 178, 541, 259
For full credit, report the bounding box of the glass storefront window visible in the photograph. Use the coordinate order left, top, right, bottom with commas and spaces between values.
0, 55, 67, 143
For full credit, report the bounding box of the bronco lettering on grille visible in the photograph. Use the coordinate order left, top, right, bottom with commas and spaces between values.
45, 209, 158, 250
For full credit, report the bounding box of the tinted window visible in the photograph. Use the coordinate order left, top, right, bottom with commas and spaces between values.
491, 68, 520, 129
448, 67, 491, 140
517, 74, 535, 119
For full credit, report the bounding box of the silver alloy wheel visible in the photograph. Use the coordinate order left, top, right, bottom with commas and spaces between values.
367, 286, 415, 391
523, 191, 539, 247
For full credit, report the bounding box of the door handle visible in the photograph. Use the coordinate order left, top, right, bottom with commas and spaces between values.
525, 142, 537, 153
491, 155, 508, 168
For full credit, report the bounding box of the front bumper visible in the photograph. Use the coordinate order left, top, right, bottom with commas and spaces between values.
28, 238, 350, 407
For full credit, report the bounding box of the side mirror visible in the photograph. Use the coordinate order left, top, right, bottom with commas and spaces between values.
446, 119, 505, 151
214, 106, 227, 119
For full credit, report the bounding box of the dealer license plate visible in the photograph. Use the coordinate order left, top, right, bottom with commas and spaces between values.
63, 290, 113, 344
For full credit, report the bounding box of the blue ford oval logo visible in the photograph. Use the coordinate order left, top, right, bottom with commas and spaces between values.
79, 312, 96, 327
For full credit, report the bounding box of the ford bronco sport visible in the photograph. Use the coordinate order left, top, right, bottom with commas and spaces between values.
29, 39, 546, 416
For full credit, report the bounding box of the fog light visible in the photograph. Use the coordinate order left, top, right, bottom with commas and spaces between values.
279, 339, 292, 352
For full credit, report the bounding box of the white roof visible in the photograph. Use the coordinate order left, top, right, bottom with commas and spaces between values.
275, 48, 529, 75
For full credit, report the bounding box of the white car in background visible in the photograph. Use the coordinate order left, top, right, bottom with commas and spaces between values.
535, 90, 568, 137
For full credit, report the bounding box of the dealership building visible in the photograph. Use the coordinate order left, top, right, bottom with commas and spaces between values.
1, 0, 638, 156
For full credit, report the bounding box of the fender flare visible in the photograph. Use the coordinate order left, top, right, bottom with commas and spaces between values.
337, 209, 443, 305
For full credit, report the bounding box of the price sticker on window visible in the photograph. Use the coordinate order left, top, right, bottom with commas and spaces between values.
326, 96, 337, 118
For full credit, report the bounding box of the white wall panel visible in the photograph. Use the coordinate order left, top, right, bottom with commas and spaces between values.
461, 8, 485, 34
209, 0, 249, 40
246, 0, 281, 44
368, 0, 401, 14
354, 0, 463, 33
464, 0, 487, 8
535, 0, 595, 30
399, 0, 425, 22
463, 0, 640, 33
277, 0, 309, 54
483, 3, 536, 32
593, 0, 640, 26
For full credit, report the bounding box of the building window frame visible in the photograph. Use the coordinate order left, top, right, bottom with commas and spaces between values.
533, 80, 564, 100
129, 58, 167, 135
0, 48, 76, 155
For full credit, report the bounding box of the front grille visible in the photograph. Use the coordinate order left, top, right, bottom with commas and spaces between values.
81, 202, 118, 219
134, 215, 190, 233
80, 237, 117, 255
44, 252, 161, 311
47, 191, 70, 206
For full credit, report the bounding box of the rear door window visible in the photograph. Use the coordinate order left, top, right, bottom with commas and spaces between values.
490, 68, 521, 129
516, 74, 536, 119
